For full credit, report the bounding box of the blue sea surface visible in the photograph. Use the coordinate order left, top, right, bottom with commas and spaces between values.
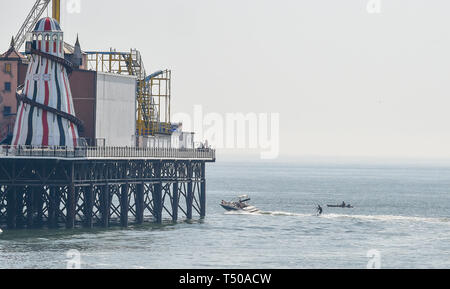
0, 162, 449, 269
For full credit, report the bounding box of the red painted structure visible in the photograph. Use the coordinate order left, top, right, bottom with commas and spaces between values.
0, 40, 97, 145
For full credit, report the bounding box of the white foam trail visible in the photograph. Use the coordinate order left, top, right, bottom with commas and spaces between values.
0, 228, 3, 234
224, 210, 449, 224
320, 213, 449, 224
225, 209, 312, 218
260, 211, 312, 217
224, 210, 260, 215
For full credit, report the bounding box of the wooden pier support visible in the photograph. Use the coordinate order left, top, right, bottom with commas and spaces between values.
200, 162, 206, 219
100, 184, 110, 228
26, 187, 34, 228
120, 183, 129, 227
15, 187, 25, 228
84, 185, 94, 228
0, 158, 212, 230
186, 161, 194, 220
186, 182, 193, 220
152, 162, 163, 224
152, 182, 163, 224
66, 185, 76, 229
135, 182, 144, 224
48, 187, 57, 228
34, 187, 44, 228
52, 189, 59, 225
172, 182, 179, 222
6, 187, 17, 230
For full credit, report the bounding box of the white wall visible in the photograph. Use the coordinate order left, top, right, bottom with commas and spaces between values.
144, 135, 171, 148
96, 72, 136, 147
141, 133, 194, 149
171, 131, 194, 149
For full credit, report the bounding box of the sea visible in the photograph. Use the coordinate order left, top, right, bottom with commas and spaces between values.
0, 161, 449, 269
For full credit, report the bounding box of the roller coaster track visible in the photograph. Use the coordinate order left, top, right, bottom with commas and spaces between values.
14, 0, 51, 51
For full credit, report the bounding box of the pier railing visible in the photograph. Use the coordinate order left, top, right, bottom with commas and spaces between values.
0, 145, 215, 160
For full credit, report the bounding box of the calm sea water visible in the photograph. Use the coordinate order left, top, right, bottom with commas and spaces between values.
0, 162, 449, 269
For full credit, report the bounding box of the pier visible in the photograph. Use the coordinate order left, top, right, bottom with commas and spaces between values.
0, 146, 215, 230
0, 6, 216, 232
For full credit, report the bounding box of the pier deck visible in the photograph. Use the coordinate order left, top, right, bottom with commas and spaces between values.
0, 146, 215, 230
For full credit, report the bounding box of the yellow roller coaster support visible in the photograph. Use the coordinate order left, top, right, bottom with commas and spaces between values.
52, 0, 60, 23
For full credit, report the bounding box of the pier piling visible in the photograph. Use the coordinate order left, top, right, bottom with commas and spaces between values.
0, 147, 214, 229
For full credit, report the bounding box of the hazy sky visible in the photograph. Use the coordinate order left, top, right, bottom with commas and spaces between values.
2, 0, 450, 160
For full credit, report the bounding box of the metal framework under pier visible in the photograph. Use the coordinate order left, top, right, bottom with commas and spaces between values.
0, 157, 211, 230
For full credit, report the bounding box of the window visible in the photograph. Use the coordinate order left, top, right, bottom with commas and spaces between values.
5, 63, 11, 73
4, 82, 11, 92
3, 106, 11, 116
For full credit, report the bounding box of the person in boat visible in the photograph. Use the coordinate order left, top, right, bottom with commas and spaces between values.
342, 201, 346, 208
317, 205, 323, 215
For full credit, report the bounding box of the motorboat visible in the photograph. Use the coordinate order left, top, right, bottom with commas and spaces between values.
220, 195, 258, 213
327, 203, 354, 209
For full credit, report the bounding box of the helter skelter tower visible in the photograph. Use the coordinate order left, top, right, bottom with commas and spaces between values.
12, 17, 81, 148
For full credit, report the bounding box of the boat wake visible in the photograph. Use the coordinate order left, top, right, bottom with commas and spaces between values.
224, 210, 449, 224
225, 209, 313, 218
320, 213, 450, 224
259, 211, 313, 217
